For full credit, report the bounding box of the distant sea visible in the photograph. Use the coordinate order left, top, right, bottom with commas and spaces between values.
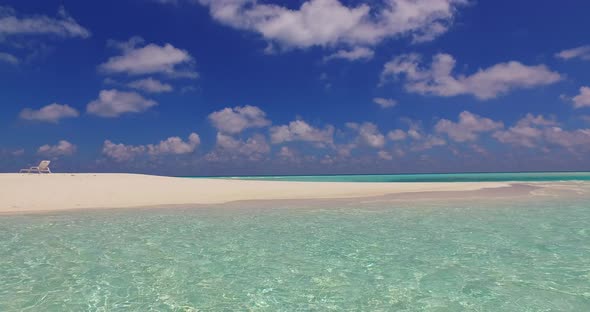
194, 171, 590, 182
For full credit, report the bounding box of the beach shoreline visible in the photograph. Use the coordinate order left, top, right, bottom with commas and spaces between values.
0, 173, 582, 215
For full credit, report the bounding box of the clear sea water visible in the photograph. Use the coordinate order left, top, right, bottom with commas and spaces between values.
202, 171, 590, 183
1, 175, 590, 311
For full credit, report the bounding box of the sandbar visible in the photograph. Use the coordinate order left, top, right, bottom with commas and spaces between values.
0, 173, 524, 214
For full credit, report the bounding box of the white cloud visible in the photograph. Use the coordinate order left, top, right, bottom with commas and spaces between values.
387, 129, 407, 141
492, 114, 558, 148
335, 143, 356, 157
387, 120, 446, 151
102, 133, 200, 162
407, 129, 422, 140
99, 37, 197, 78
412, 136, 446, 151
277, 146, 296, 159
494, 127, 539, 148
373, 97, 397, 108
208, 105, 271, 134
324, 47, 374, 62
102, 140, 146, 162
128, 78, 173, 93
197, 0, 466, 49
270, 120, 334, 145
347, 122, 386, 148
516, 114, 559, 127
493, 114, 590, 150
572, 86, 590, 109
0, 52, 18, 65
435, 111, 503, 142
210, 132, 270, 161
19, 103, 79, 123
555, 45, 590, 61
87, 89, 157, 117
543, 127, 590, 149
470, 144, 487, 155
147, 133, 200, 155
381, 53, 562, 100
0, 6, 90, 39
378, 150, 393, 160
38, 140, 76, 157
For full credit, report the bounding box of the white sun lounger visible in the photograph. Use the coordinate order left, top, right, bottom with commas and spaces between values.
20, 160, 52, 174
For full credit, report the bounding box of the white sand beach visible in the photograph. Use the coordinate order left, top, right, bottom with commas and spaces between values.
0, 173, 518, 213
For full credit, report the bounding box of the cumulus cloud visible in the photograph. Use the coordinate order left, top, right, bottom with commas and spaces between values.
378, 150, 393, 160
277, 146, 297, 159
543, 128, 590, 149
87, 89, 157, 117
197, 0, 466, 49
324, 47, 374, 62
494, 128, 540, 148
0, 5, 90, 39
387, 129, 407, 141
102, 140, 146, 162
0, 52, 18, 65
492, 114, 590, 151
492, 114, 559, 148
147, 133, 200, 155
412, 135, 446, 151
347, 122, 386, 148
208, 105, 271, 134
381, 53, 562, 100
407, 129, 423, 140
128, 78, 173, 93
99, 37, 197, 78
435, 111, 503, 142
373, 97, 397, 108
386, 120, 446, 151
209, 132, 270, 161
270, 120, 334, 146
19, 103, 79, 123
555, 45, 590, 61
572, 86, 590, 109
38, 140, 76, 157
102, 133, 200, 162
334, 143, 356, 157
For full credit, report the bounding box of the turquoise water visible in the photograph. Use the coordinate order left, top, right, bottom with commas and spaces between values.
1, 196, 590, 311
201, 171, 590, 182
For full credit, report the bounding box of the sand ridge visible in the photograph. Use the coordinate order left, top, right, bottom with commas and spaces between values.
0, 173, 520, 213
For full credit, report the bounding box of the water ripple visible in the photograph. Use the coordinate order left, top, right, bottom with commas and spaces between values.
1, 197, 589, 311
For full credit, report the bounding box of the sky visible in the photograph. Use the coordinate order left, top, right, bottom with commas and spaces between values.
1, 0, 590, 175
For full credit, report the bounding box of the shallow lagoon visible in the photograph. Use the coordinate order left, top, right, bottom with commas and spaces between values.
1, 195, 589, 311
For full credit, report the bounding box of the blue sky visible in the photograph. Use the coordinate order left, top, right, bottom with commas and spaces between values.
2, 0, 590, 175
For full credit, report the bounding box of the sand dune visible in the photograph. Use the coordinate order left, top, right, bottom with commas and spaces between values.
0, 173, 512, 213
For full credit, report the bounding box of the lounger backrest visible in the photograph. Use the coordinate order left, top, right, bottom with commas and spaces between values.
39, 160, 51, 169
